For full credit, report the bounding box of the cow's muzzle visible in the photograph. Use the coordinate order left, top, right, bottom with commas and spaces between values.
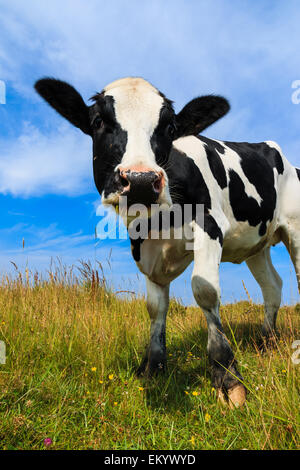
116, 167, 164, 207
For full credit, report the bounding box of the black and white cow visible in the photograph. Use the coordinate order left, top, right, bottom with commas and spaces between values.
35, 77, 300, 407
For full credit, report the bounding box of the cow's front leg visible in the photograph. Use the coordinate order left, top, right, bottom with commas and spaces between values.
191, 229, 246, 408
137, 278, 170, 376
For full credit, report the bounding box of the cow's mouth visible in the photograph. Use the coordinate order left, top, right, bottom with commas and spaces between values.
102, 182, 172, 215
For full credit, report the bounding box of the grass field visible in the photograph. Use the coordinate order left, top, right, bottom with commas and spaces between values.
0, 262, 299, 450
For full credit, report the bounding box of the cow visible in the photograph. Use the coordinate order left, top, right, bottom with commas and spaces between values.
35, 76, 300, 408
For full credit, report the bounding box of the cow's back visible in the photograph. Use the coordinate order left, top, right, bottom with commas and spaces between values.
169, 135, 294, 263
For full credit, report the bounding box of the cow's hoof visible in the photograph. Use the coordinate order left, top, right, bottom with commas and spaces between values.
136, 357, 166, 377
228, 384, 247, 409
217, 384, 246, 409
147, 360, 166, 376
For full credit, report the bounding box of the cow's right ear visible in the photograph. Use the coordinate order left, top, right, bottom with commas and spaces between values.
34, 78, 92, 136
175, 95, 230, 137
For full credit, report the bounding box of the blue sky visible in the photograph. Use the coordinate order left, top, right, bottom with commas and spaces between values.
0, 0, 299, 304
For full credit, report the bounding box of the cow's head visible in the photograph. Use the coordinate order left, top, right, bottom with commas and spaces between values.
35, 77, 229, 209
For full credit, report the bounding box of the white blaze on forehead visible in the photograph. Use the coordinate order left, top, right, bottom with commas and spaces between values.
104, 77, 164, 170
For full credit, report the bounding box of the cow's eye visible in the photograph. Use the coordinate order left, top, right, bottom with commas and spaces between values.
93, 116, 103, 130
166, 123, 176, 138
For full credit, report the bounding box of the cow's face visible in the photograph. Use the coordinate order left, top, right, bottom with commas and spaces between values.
35, 77, 229, 210
90, 78, 175, 208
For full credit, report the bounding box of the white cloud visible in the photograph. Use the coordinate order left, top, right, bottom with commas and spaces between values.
0, 0, 300, 197
1, 0, 300, 100
0, 121, 92, 196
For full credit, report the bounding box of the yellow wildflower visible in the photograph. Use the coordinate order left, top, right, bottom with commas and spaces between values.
91, 367, 97, 372
108, 374, 114, 380
138, 387, 144, 391
192, 391, 198, 396
205, 413, 211, 423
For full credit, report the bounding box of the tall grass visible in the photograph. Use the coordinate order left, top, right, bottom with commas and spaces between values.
0, 262, 299, 450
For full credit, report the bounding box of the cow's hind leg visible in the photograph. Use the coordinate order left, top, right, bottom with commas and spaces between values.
137, 278, 169, 376
246, 247, 283, 342
281, 225, 300, 294
192, 229, 246, 408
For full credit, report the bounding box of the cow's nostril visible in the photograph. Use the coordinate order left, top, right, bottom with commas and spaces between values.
153, 179, 161, 192
120, 175, 129, 187
153, 174, 163, 193
116, 168, 164, 204
116, 169, 130, 190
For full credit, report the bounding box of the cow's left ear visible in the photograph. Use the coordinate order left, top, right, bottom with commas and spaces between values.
34, 78, 92, 136
175, 95, 230, 137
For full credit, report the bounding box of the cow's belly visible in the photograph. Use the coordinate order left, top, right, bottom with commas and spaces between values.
135, 217, 280, 283
136, 237, 193, 285
221, 219, 279, 263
